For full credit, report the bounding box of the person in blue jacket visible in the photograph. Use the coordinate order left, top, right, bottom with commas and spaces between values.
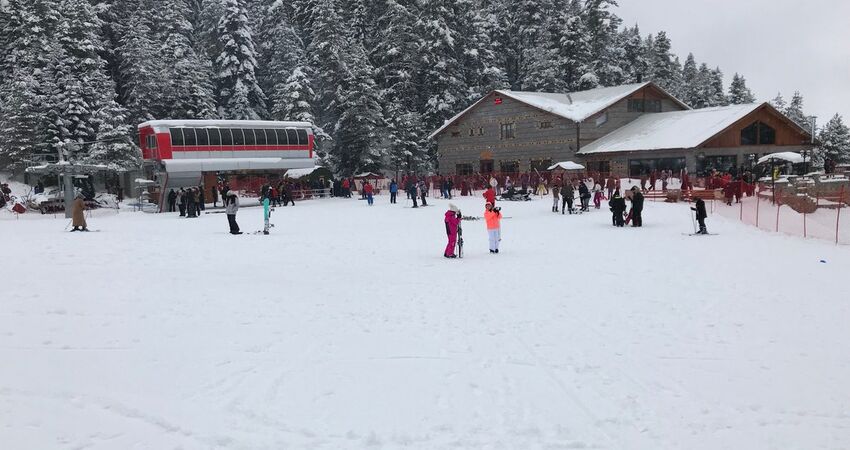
389, 179, 398, 204
262, 193, 271, 235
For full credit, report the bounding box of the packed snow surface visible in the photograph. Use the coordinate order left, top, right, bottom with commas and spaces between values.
1, 195, 849, 449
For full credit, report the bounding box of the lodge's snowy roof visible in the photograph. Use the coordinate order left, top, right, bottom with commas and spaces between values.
578, 103, 764, 154
138, 120, 313, 130
429, 82, 688, 139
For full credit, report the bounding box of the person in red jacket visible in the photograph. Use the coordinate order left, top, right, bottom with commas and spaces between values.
444, 204, 461, 258
341, 178, 351, 198
363, 181, 374, 205
483, 186, 496, 206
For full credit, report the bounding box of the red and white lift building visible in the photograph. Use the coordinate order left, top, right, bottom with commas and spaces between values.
138, 120, 316, 211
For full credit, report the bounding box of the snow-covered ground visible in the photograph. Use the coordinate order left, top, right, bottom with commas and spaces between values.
1, 193, 849, 449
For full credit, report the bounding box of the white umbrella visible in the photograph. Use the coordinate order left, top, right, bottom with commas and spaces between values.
757, 152, 804, 165
547, 161, 585, 171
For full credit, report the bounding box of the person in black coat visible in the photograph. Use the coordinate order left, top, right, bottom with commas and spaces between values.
630, 186, 644, 227
578, 181, 591, 211
692, 198, 708, 234
167, 189, 177, 212
609, 190, 626, 227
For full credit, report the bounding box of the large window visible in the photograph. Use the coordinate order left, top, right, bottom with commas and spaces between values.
296, 129, 308, 145
254, 129, 267, 145
629, 157, 686, 177
740, 121, 776, 145
183, 128, 197, 146
500, 160, 519, 173
456, 163, 473, 175
530, 159, 553, 172
628, 99, 662, 113
275, 129, 288, 145
697, 155, 737, 175
500, 123, 515, 140
220, 128, 233, 146
208, 128, 221, 146
265, 129, 277, 145
146, 135, 157, 149
480, 159, 494, 174
286, 129, 298, 146
195, 128, 209, 146
243, 129, 256, 145
231, 128, 245, 146
169, 128, 184, 146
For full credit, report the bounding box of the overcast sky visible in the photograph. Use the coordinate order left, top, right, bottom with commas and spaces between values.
617, 0, 850, 129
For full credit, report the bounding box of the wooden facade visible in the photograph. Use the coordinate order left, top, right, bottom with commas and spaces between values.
434, 86, 813, 177
434, 85, 686, 175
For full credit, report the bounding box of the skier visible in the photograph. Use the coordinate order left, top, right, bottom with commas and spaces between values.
446, 178, 454, 199
70, 194, 89, 232
363, 180, 374, 205
444, 203, 461, 258
389, 179, 398, 204
342, 178, 351, 198
484, 202, 502, 253
262, 192, 271, 235
561, 181, 574, 215
483, 185, 496, 206
692, 197, 708, 234
408, 181, 418, 208
606, 176, 616, 199
630, 186, 644, 227
418, 180, 428, 206
609, 190, 626, 227
225, 191, 241, 234
551, 183, 561, 213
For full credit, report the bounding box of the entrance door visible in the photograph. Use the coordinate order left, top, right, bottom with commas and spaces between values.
480, 159, 494, 174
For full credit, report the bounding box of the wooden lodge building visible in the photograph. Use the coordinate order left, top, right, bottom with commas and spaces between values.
430, 82, 813, 177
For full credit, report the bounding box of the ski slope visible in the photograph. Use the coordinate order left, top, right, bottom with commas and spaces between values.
1, 194, 849, 449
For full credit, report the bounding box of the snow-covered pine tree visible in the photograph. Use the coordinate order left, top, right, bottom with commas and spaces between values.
618, 25, 645, 84
680, 53, 699, 106
330, 42, 385, 175
528, 0, 592, 92
647, 31, 677, 92
728, 73, 755, 104
116, 11, 165, 124
215, 0, 267, 119
489, 0, 554, 90
784, 91, 809, 128
583, 0, 625, 87
707, 67, 728, 107
462, 0, 508, 99
158, 0, 217, 119
817, 114, 850, 163
770, 93, 787, 111
307, 0, 346, 135
414, 0, 470, 133
371, 0, 429, 170
86, 101, 141, 171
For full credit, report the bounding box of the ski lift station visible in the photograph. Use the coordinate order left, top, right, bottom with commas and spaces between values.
138, 120, 315, 211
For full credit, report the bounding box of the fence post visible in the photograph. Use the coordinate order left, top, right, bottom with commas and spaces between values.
776, 201, 780, 233
756, 185, 760, 228
837, 186, 845, 245
739, 196, 743, 221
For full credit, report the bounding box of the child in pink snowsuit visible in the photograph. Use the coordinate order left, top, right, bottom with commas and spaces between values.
444, 204, 461, 258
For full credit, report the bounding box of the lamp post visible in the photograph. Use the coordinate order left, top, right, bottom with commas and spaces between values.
807, 116, 817, 176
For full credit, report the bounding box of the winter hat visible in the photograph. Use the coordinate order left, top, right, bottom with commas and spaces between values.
449, 203, 459, 212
